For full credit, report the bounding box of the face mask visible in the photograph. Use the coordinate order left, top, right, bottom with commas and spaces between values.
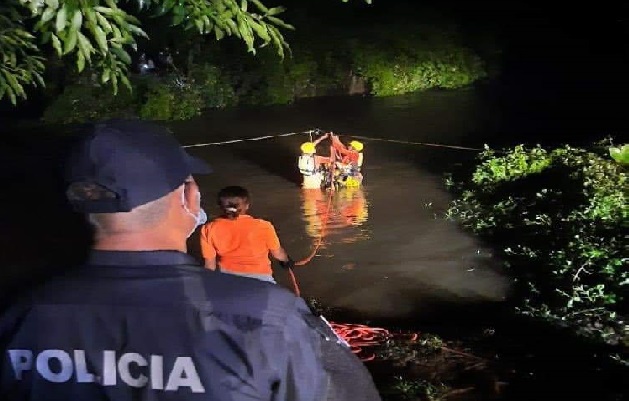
182, 188, 208, 238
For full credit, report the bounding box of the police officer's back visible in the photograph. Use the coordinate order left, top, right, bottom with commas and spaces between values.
0, 120, 381, 401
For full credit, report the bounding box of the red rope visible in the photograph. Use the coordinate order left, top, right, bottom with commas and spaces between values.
288, 189, 395, 361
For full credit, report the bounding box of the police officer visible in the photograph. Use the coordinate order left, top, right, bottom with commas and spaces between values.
0, 120, 381, 401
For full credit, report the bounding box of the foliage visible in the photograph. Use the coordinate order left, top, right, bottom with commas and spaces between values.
5, 0, 380, 104
39, 16, 494, 122
139, 75, 203, 120
42, 73, 212, 123
349, 25, 487, 96
446, 143, 628, 349
0, 3, 45, 104
609, 144, 629, 165
187, 63, 237, 108
41, 78, 138, 124
356, 48, 486, 96
234, 47, 323, 105
387, 377, 449, 401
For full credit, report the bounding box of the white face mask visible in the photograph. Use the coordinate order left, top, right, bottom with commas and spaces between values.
182, 188, 208, 238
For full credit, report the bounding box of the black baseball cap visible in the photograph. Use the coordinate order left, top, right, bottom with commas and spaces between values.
65, 119, 212, 213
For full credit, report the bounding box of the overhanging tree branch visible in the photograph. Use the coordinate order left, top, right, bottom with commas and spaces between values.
1, 0, 371, 104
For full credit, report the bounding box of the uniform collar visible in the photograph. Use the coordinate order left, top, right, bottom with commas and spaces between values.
88, 250, 199, 266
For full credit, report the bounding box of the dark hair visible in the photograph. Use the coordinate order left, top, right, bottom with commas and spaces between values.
217, 186, 250, 219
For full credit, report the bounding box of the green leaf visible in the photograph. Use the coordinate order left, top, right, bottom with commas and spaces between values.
95, 13, 113, 33
55, 5, 67, 32
194, 18, 204, 33
101, 68, 111, 83
84, 8, 97, 25
76, 50, 86, 72
266, 7, 285, 16
94, 6, 114, 15
71, 10, 83, 30
45, 0, 59, 9
111, 73, 118, 95
266, 16, 293, 30
124, 13, 141, 25
120, 74, 131, 91
202, 15, 211, 31
111, 24, 122, 41
237, 18, 254, 50
241, 0, 248, 12
93, 25, 108, 52
63, 28, 77, 54
111, 47, 131, 64
249, 0, 269, 13
609, 145, 629, 165
267, 26, 285, 58
77, 31, 94, 61
51, 33, 62, 55
33, 72, 45, 87
127, 24, 148, 38
225, 19, 238, 35
249, 20, 270, 42
215, 27, 225, 40
41, 7, 55, 23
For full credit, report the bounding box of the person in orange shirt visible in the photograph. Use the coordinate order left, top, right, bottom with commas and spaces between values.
200, 186, 294, 283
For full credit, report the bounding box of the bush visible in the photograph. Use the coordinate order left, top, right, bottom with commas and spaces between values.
234, 48, 322, 105
187, 64, 237, 109
42, 79, 138, 124
43, 73, 212, 124
139, 75, 204, 121
446, 143, 628, 349
350, 24, 488, 96
354, 46, 487, 97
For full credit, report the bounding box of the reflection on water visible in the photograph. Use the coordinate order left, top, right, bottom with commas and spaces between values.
178, 89, 511, 321
300, 187, 370, 245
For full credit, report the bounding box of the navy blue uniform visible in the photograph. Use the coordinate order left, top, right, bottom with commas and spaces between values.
0, 251, 381, 401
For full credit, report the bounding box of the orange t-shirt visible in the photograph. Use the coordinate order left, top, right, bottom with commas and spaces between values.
199, 215, 281, 275
331, 136, 359, 165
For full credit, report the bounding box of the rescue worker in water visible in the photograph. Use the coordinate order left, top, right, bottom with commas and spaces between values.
298, 132, 364, 189
298, 132, 331, 189
322, 132, 365, 189
330, 134, 364, 187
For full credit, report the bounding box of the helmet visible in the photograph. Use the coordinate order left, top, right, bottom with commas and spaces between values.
300, 142, 316, 154
349, 140, 364, 151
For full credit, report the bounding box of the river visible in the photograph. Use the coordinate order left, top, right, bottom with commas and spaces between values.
176, 89, 509, 325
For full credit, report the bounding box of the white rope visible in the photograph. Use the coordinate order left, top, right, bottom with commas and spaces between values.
182, 130, 315, 148
350, 135, 482, 151
182, 129, 481, 152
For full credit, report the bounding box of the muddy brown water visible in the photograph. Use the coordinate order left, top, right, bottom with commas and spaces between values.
185, 131, 509, 323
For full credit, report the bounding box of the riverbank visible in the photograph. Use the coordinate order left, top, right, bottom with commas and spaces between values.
306, 296, 627, 401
